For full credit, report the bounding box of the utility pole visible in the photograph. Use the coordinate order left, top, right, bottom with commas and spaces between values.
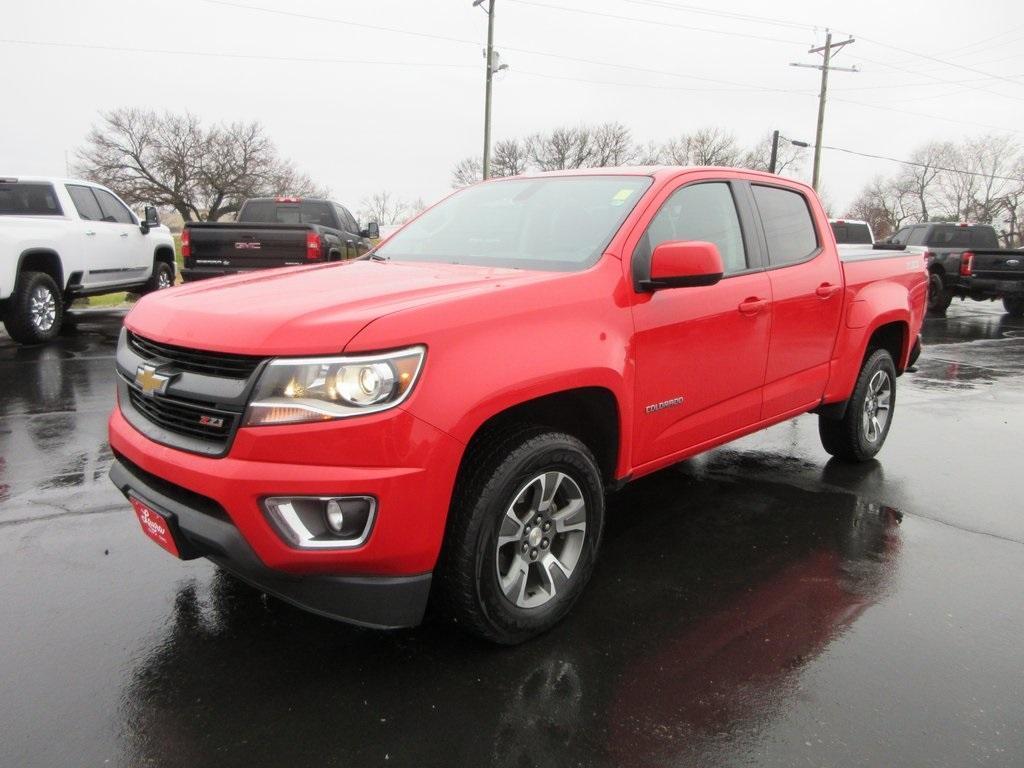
478, 0, 497, 180
790, 29, 857, 190
768, 130, 779, 174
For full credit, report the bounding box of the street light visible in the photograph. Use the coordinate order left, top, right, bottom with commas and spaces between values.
768, 131, 810, 174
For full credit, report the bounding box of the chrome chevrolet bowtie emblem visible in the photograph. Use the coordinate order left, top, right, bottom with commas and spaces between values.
135, 364, 172, 396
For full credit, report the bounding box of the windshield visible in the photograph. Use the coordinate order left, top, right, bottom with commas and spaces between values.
376, 175, 653, 271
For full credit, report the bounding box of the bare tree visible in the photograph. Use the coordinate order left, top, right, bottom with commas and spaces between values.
847, 176, 918, 239
662, 127, 743, 167
740, 132, 805, 174
491, 139, 530, 177
75, 108, 326, 221
633, 139, 665, 165
358, 191, 411, 225
895, 142, 951, 222
451, 156, 482, 188
590, 122, 636, 167
527, 126, 595, 171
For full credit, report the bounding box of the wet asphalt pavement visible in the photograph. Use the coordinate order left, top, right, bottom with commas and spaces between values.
2, 303, 1023, 768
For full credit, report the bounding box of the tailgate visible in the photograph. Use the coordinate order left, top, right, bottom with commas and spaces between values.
970, 250, 1024, 280
187, 223, 311, 270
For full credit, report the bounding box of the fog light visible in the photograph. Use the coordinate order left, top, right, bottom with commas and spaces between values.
263, 496, 376, 549
325, 499, 345, 533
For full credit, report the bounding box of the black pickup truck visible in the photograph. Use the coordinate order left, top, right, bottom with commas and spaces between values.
882, 222, 1024, 317
181, 197, 379, 282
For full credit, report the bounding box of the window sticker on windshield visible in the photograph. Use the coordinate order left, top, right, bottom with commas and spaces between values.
610, 188, 635, 206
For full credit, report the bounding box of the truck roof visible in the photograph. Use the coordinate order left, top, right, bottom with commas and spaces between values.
0, 175, 105, 187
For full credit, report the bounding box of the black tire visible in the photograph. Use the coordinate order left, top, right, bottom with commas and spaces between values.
926, 271, 952, 316
1003, 296, 1024, 318
2, 271, 64, 344
142, 260, 175, 294
435, 429, 605, 644
819, 348, 897, 463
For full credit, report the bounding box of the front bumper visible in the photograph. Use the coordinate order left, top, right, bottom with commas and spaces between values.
108, 395, 465, 626
109, 455, 432, 628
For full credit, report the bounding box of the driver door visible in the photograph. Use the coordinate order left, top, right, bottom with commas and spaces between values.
629, 176, 772, 468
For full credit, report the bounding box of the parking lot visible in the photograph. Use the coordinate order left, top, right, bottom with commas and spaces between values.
1, 301, 1023, 767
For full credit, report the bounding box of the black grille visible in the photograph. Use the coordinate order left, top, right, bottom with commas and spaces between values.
127, 331, 263, 379
127, 387, 238, 444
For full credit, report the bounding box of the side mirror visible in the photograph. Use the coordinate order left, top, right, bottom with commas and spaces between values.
361, 221, 380, 239
140, 205, 159, 234
643, 240, 724, 291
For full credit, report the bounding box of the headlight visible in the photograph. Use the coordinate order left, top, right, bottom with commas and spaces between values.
244, 346, 425, 426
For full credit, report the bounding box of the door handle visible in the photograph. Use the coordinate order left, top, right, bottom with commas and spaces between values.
85, 230, 96, 236
738, 297, 769, 316
120, 232, 129, 238
816, 282, 841, 298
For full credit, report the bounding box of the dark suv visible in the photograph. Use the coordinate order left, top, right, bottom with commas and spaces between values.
884, 223, 1023, 316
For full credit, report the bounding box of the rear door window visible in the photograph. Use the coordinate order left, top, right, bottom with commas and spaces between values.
66, 184, 104, 221
752, 185, 819, 266
0, 182, 63, 216
92, 188, 135, 224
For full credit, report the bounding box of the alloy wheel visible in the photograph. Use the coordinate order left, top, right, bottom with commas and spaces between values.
495, 471, 587, 609
862, 369, 892, 442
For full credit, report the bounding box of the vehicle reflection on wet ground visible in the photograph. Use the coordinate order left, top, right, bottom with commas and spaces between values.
1, 302, 1023, 767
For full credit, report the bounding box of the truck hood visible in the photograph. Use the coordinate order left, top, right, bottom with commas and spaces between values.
126, 260, 558, 355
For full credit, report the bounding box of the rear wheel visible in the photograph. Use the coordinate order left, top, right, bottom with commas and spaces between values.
927, 271, 952, 316
819, 348, 897, 462
436, 429, 605, 644
3, 271, 63, 344
1003, 296, 1024, 318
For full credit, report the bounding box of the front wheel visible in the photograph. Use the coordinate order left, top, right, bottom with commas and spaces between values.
142, 261, 174, 294
1003, 295, 1024, 318
819, 348, 897, 462
3, 271, 64, 344
436, 430, 605, 644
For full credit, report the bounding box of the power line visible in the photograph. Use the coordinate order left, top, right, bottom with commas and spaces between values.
503, 0, 807, 45
830, 95, 1022, 134
0, 38, 477, 69
853, 34, 1024, 89
193, 0, 810, 94
852, 51, 1024, 104
820, 144, 1022, 182
620, 0, 814, 33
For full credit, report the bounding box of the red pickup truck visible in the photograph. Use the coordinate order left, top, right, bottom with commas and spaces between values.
108, 167, 926, 643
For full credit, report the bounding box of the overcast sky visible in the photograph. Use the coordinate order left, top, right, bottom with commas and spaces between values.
2, 0, 1022, 215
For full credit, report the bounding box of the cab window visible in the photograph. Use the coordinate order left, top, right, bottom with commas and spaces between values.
752, 185, 818, 266
639, 182, 748, 275
92, 188, 135, 224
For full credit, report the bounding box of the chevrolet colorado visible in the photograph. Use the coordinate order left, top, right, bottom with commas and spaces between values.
181, 197, 379, 282
884, 222, 1023, 316
108, 167, 926, 644
1, 176, 175, 344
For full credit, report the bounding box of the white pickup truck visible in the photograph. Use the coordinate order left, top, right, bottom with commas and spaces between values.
1, 176, 176, 344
